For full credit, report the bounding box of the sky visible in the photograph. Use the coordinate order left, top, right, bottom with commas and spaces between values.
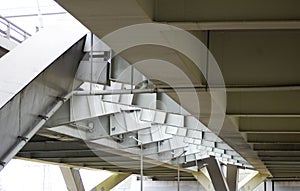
0, 159, 113, 191
0, 0, 74, 34
0, 1, 113, 190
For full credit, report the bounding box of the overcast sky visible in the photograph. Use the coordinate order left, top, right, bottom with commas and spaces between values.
0, 159, 113, 191
0, 1, 112, 190
0, 0, 74, 34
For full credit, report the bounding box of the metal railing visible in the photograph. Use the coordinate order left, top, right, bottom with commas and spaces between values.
0, 15, 31, 43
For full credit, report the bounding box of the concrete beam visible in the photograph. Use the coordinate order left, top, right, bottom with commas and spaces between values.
60, 167, 85, 191
238, 172, 268, 191
161, 21, 300, 30
227, 164, 238, 191
227, 91, 300, 116
239, 117, 300, 133
56, 0, 151, 37
247, 133, 300, 144
90, 173, 130, 191
154, 0, 300, 24
253, 144, 300, 151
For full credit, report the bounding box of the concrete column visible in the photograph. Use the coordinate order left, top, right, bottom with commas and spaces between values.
204, 156, 229, 191
60, 166, 85, 191
226, 164, 238, 191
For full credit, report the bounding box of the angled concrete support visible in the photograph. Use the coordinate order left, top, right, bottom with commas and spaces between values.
60, 166, 85, 191
204, 156, 229, 191
227, 164, 238, 191
90, 173, 130, 191
238, 171, 268, 191
192, 170, 214, 191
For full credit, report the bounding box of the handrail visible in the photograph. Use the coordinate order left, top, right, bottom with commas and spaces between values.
0, 15, 31, 43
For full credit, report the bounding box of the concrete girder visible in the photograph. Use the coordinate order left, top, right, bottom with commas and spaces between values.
104, 29, 300, 87
208, 30, 300, 86
90, 173, 130, 191
103, 30, 300, 88
119, 89, 300, 120
247, 133, 300, 144
60, 166, 85, 191
239, 117, 300, 133
153, 0, 300, 24
56, 0, 151, 37
253, 144, 300, 152
227, 91, 300, 116
159, 21, 300, 31
56, 0, 300, 33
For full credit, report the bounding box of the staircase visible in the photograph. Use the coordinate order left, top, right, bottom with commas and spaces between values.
0, 21, 88, 171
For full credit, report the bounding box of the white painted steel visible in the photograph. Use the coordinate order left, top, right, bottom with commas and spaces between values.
0, 22, 88, 109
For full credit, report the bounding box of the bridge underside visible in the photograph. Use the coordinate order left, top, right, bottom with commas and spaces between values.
0, 2, 300, 190
17, 135, 195, 181
54, 0, 300, 179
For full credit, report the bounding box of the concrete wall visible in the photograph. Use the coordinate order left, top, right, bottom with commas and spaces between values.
114, 180, 206, 191
142, 181, 300, 191
254, 181, 300, 191
142, 181, 206, 191
114, 176, 300, 191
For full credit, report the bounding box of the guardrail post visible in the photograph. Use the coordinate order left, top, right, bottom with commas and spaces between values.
5, 23, 10, 40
